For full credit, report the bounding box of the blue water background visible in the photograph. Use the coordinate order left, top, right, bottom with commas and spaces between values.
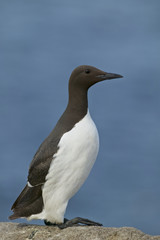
0, 0, 160, 235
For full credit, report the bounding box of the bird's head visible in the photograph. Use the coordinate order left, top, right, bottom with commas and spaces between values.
69, 65, 123, 90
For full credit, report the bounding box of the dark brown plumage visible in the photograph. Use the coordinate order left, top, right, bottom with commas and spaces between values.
9, 65, 122, 222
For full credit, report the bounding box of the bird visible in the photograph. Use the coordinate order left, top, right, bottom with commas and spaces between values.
9, 65, 123, 228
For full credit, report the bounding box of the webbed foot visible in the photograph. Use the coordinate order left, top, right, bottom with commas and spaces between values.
57, 217, 102, 229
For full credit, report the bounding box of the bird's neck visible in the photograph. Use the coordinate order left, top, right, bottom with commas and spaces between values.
66, 86, 88, 118
56, 86, 88, 130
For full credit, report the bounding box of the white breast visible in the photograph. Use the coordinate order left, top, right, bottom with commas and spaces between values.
29, 110, 99, 223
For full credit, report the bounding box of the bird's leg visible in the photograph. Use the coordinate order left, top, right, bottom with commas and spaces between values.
57, 217, 103, 229
44, 218, 69, 226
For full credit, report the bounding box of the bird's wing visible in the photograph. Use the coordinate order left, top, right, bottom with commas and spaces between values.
28, 134, 60, 186
28, 111, 79, 186
9, 135, 60, 219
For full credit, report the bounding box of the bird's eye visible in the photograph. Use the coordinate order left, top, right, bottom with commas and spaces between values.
85, 69, 90, 74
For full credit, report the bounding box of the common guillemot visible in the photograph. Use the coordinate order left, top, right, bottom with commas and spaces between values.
9, 65, 123, 228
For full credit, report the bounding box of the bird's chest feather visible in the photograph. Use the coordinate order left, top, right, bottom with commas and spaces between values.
45, 111, 99, 199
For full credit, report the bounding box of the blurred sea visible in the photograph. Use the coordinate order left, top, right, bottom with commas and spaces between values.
0, 0, 160, 235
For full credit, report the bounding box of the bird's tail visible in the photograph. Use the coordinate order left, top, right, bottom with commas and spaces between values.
9, 184, 43, 220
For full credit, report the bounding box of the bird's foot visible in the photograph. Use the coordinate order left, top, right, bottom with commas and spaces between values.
58, 217, 102, 229
44, 217, 102, 229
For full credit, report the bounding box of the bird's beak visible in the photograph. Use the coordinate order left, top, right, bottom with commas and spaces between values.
96, 72, 123, 81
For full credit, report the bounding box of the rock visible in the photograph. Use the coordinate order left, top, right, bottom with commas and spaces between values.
0, 222, 159, 240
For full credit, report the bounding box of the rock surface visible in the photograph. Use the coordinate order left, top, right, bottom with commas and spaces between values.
0, 222, 160, 240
